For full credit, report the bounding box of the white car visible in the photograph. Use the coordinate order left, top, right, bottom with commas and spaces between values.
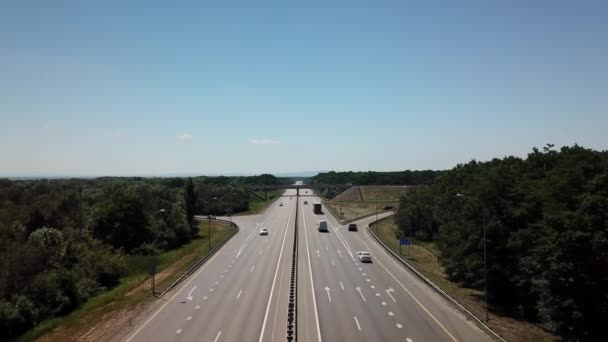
357, 251, 372, 263
260, 228, 268, 235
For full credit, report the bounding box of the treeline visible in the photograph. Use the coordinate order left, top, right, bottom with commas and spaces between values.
0, 174, 281, 339
395, 145, 608, 340
311, 170, 441, 185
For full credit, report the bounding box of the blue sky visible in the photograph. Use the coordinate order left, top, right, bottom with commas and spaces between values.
1, 1, 607, 176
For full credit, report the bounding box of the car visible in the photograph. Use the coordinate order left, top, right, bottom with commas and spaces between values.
348, 223, 358, 231
304, 200, 308, 204
279, 203, 283, 206
259, 228, 268, 235
357, 251, 372, 263
317, 220, 328, 232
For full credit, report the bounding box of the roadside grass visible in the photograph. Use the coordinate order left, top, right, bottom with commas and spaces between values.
235, 190, 282, 216
359, 185, 411, 202
325, 201, 379, 222
370, 217, 555, 342
331, 186, 363, 201
22, 220, 235, 342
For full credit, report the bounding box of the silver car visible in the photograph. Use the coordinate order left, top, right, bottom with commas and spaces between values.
357, 251, 372, 263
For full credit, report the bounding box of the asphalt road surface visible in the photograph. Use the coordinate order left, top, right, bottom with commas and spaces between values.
123, 188, 491, 342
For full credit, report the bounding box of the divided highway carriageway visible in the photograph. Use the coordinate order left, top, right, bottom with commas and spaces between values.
123, 188, 491, 342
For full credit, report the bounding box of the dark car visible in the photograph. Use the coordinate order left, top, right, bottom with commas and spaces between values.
348, 223, 358, 231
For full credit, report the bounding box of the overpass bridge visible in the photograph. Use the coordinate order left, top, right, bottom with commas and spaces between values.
244, 184, 352, 199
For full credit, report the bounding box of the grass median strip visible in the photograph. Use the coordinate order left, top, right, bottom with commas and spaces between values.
24, 220, 235, 342
370, 217, 555, 342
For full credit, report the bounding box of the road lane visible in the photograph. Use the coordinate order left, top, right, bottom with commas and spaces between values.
298, 191, 491, 342
125, 190, 297, 342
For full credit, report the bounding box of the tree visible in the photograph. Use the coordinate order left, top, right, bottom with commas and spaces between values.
184, 177, 197, 236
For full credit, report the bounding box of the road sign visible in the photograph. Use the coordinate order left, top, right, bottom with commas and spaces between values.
399, 238, 412, 246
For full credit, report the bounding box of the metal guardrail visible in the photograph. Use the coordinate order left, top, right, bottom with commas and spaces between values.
367, 219, 506, 342
159, 218, 238, 297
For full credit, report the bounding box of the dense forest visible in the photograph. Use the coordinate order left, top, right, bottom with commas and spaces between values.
395, 145, 608, 340
0, 174, 281, 339
311, 170, 441, 185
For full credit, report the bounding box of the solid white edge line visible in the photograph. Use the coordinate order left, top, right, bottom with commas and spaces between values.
126, 232, 228, 342
358, 238, 459, 342
302, 198, 323, 342
258, 198, 295, 342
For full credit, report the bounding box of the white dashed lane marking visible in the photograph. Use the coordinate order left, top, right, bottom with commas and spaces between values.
354, 316, 362, 331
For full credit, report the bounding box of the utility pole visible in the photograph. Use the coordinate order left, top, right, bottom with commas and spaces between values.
455, 193, 489, 322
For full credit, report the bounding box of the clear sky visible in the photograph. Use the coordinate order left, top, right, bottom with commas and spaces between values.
1, 1, 607, 176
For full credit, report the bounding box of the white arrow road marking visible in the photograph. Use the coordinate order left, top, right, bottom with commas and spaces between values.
340, 281, 344, 290
354, 316, 362, 331
214, 330, 222, 342
337, 250, 342, 258
356, 286, 366, 302
329, 221, 354, 258
236, 224, 259, 258
386, 288, 397, 303
325, 286, 332, 303
186, 286, 198, 301
236, 290, 242, 299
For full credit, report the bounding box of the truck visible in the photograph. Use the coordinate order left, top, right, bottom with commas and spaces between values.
318, 220, 328, 232
313, 202, 322, 214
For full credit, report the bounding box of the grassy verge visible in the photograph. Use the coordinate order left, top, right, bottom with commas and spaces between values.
24, 220, 235, 342
325, 201, 381, 222
370, 217, 555, 342
359, 185, 410, 201
235, 190, 282, 216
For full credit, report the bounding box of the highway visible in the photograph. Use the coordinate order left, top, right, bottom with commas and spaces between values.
297, 192, 490, 342
122, 188, 491, 342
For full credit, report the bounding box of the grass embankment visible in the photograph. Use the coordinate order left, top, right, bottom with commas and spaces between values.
236, 190, 282, 216
325, 201, 379, 222
370, 217, 555, 342
26, 220, 235, 342
359, 185, 411, 201
325, 186, 405, 222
